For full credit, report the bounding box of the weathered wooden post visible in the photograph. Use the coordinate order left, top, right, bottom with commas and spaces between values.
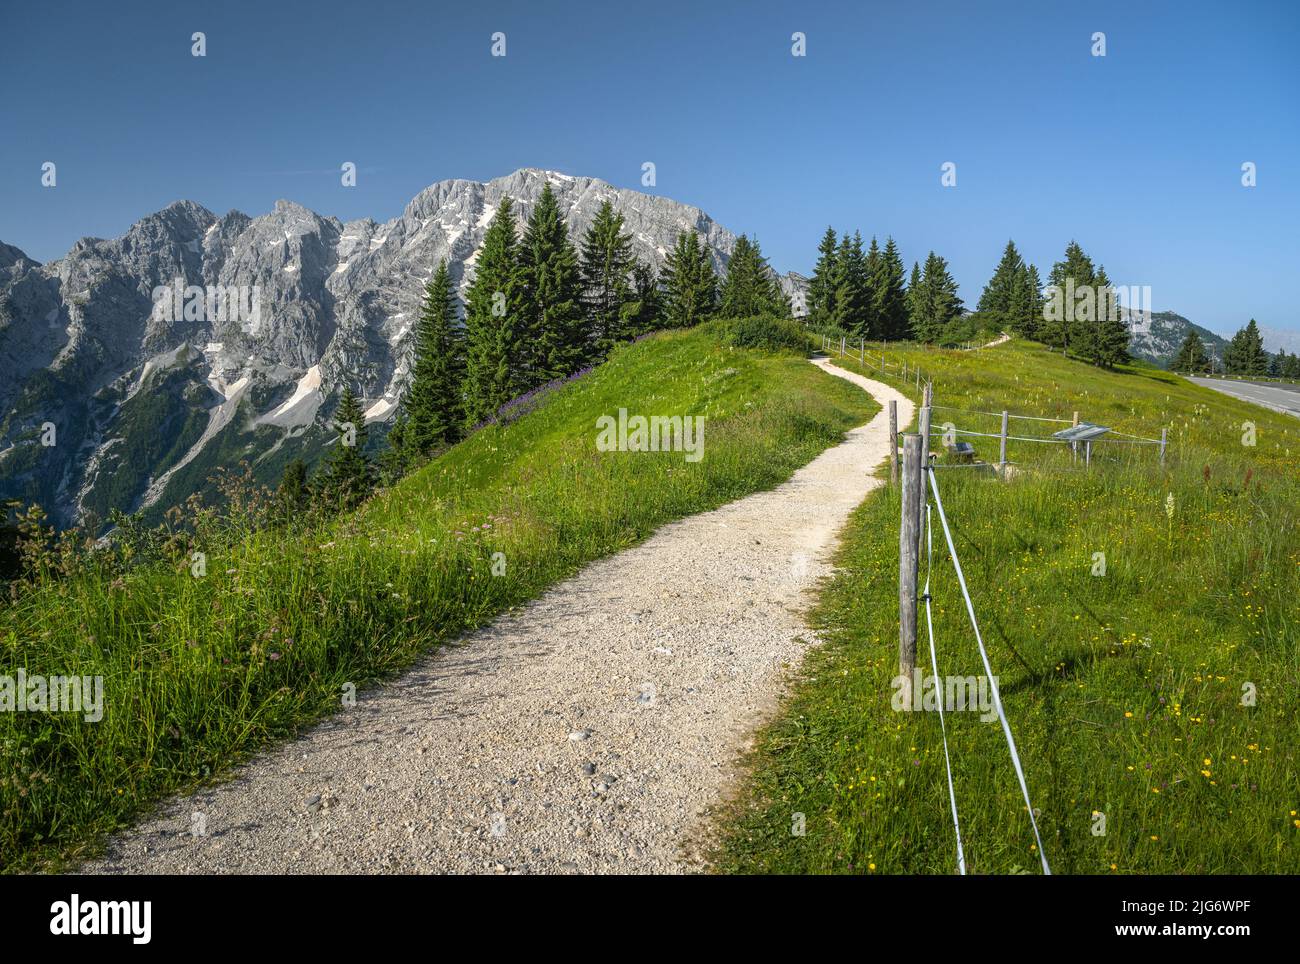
888, 399, 898, 485
1159, 427, 1167, 468
840, 335, 846, 357
915, 366, 921, 391
881, 352, 885, 373
1071, 410, 1080, 462
860, 338, 864, 363
999, 410, 1009, 479
899, 434, 922, 705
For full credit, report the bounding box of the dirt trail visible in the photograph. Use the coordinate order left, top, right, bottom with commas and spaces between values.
87, 358, 911, 875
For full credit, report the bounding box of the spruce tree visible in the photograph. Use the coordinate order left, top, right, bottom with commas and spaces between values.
808, 226, 840, 326
874, 237, 909, 339
1173, 331, 1210, 372
620, 260, 661, 337
519, 183, 586, 383
718, 234, 786, 318
1044, 240, 1098, 353
861, 235, 883, 338
1017, 264, 1044, 339
660, 230, 718, 327
977, 241, 1026, 324
277, 457, 308, 517
319, 386, 372, 510
905, 261, 923, 338
579, 198, 635, 357
907, 251, 963, 343
1223, 319, 1268, 375
832, 233, 871, 337
462, 197, 525, 429
407, 259, 465, 455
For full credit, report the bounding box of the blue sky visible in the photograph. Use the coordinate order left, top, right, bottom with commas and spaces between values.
2, 0, 1297, 338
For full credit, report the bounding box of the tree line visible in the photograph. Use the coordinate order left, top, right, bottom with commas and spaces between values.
808, 233, 1131, 367
293, 184, 791, 510
1174, 319, 1299, 378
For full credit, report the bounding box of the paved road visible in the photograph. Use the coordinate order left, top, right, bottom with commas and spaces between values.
1187, 377, 1300, 419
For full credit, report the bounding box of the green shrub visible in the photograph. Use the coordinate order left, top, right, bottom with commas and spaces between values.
704, 315, 812, 353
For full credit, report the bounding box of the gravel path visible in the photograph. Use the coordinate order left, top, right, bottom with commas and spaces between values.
87, 358, 910, 875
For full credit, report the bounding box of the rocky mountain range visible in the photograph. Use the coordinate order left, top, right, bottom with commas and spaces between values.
0, 169, 808, 529
1121, 309, 1229, 367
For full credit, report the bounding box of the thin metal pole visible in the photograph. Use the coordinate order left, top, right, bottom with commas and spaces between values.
999, 410, 1009, 479
899, 434, 922, 707
916, 403, 932, 566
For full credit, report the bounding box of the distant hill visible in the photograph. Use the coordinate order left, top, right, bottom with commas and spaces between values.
1122, 309, 1229, 368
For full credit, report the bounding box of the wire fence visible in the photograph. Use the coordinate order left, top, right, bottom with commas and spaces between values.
917, 462, 1052, 874
816, 334, 1170, 470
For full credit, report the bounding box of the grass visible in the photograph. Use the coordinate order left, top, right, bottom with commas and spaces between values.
716, 338, 1300, 875
0, 325, 876, 871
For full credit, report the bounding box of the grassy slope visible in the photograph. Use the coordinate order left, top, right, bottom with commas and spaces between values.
0, 327, 876, 871
718, 339, 1299, 875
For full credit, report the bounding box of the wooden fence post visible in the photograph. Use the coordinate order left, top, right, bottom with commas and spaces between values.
1071, 410, 1080, 462
999, 410, 1009, 479
840, 335, 845, 357
899, 433, 922, 706
888, 399, 898, 485
1159, 427, 1167, 468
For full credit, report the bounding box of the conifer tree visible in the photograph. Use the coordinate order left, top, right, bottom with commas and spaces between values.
462, 197, 525, 429
406, 259, 465, 455
660, 230, 718, 327
276, 457, 308, 517
905, 261, 923, 336
907, 251, 963, 343
873, 237, 909, 339
977, 241, 1026, 323
579, 198, 635, 357
1172, 331, 1210, 372
319, 386, 372, 510
1043, 240, 1098, 353
808, 226, 840, 325
620, 260, 661, 337
519, 183, 586, 382
1014, 263, 1044, 339
718, 234, 786, 318
832, 233, 871, 336
1223, 319, 1268, 375
861, 235, 882, 337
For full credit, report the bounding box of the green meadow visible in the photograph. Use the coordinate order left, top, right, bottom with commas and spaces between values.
718, 338, 1299, 874
0, 325, 874, 871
